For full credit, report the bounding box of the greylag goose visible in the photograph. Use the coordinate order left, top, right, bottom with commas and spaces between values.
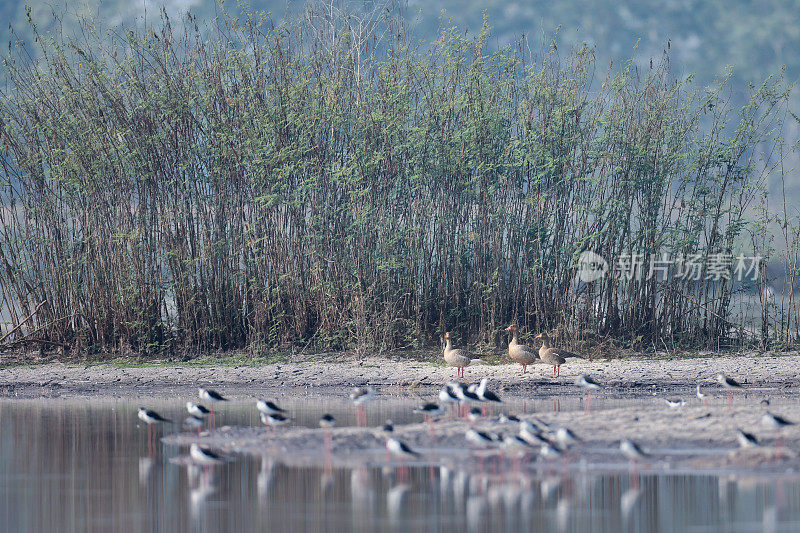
443, 332, 481, 378
505, 325, 538, 373
535, 332, 577, 377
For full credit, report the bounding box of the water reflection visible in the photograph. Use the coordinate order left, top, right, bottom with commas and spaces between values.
2, 399, 800, 531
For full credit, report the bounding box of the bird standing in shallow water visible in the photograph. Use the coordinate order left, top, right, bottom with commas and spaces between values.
620, 439, 649, 463
198, 388, 228, 428
190, 443, 225, 465
696, 384, 710, 406
350, 386, 375, 426
260, 412, 293, 431
575, 374, 602, 411
138, 408, 171, 455
736, 428, 759, 449
715, 373, 742, 407
256, 400, 286, 416
761, 411, 794, 454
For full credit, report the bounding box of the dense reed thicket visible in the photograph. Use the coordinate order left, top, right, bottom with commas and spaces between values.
0, 5, 796, 357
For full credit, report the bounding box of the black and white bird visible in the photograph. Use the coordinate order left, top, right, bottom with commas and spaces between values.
381, 420, 395, 434
439, 384, 460, 405
413, 403, 444, 419
350, 386, 376, 426
449, 382, 481, 404
386, 437, 420, 459
466, 428, 497, 447
761, 411, 794, 429
467, 407, 482, 424
471, 378, 502, 403
186, 402, 210, 419
620, 439, 649, 461
519, 421, 550, 446
319, 414, 337, 429
665, 398, 686, 409
190, 443, 225, 465
497, 413, 521, 424
260, 412, 293, 429
696, 384, 710, 406
555, 427, 581, 448
198, 387, 228, 404
138, 407, 172, 425
736, 428, 759, 448
502, 433, 536, 451
256, 400, 286, 416
183, 415, 204, 434
716, 373, 742, 390
539, 443, 564, 460
350, 386, 376, 405
575, 374, 603, 391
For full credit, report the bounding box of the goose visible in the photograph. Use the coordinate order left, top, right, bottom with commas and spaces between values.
443, 332, 482, 378
505, 325, 539, 373
536, 333, 582, 377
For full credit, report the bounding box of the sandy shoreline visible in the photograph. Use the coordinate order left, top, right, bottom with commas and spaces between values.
1, 352, 798, 399
5, 352, 800, 475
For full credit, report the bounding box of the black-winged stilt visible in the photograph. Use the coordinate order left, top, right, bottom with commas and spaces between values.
715, 373, 742, 407
761, 411, 794, 454
575, 374, 602, 411
138, 407, 171, 454
186, 402, 210, 419
198, 388, 228, 427
736, 428, 759, 448
184, 415, 204, 434
256, 399, 286, 416
350, 386, 375, 426
190, 443, 225, 465
555, 427, 581, 448
696, 383, 710, 406
260, 412, 293, 431
665, 398, 686, 409
620, 439, 649, 463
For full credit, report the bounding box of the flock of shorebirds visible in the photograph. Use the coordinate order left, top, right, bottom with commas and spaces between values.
136, 367, 795, 470
134, 326, 796, 468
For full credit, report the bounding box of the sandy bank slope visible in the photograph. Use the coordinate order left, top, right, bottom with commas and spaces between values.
1, 352, 798, 398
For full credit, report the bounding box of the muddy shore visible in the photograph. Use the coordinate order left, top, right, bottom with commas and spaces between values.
1, 352, 798, 399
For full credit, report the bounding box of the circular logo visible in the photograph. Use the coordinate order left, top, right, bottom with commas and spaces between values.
576, 251, 608, 283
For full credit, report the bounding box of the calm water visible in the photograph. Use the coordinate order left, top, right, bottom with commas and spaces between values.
1, 396, 800, 532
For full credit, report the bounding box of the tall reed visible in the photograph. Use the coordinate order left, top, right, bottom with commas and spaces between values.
0, 5, 795, 356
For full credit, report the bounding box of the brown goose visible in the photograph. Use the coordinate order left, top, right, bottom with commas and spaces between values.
443, 332, 480, 378
504, 325, 538, 373
536, 332, 580, 377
